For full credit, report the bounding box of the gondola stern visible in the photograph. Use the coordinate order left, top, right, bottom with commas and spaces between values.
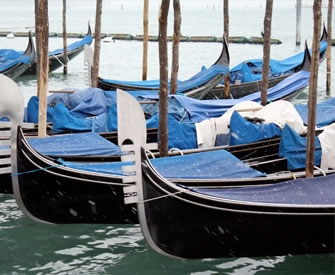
0, 75, 43, 223
213, 33, 230, 68
87, 22, 93, 38
300, 40, 311, 72
126, 146, 185, 259
116, 89, 177, 258
23, 31, 36, 63
320, 22, 327, 43
319, 23, 328, 62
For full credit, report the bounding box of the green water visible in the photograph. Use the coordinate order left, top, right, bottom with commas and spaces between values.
1, 192, 334, 274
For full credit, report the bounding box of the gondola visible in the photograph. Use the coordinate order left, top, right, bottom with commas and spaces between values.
98, 35, 230, 99
7, 120, 291, 224
206, 24, 328, 99
98, 25, 327, 100
0, 31, 35, 79
25, 45, 311, 136
3, 85, 335, 226
135, 149, 335, 259
20, 24, 93, 76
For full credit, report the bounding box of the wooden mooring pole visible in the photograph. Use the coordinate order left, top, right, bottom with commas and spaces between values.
223, 0, 229, 41
63, 0, 68, 74
142, 0, 149, 81
158, 0, 170, 157
223, 0, 230, 98
36, 0, 49, 138
34, 0, 40, 93
306, 0, 322, 178
296, 0, 302, 46
92, 0, 103, 88
261, 0, 273, 106
170, 0, 181, 95
326, 0, 333, 95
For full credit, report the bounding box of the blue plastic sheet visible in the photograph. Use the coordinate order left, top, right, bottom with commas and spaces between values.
228, 111, 281, 145
102, 78, 181, 89
26, 96, 54, 123
278, 125, 321, 170
295, 97, 335, 128
170, 71, 310, 123
60, 149, 265, 179
26, 88, 108, 123
44, 35, 92, 57
28, 132, 121, 156
47, 88, 108, 118
146, 114, 197, 150
24, 70, 310, 148
229, 41, 327, 84
192, 172, 335, 205
102, 64, 228, 93
37, 89, 197, 149
51, 103, 93, 132
0, 49, 31, 72
176, 64, 228, 93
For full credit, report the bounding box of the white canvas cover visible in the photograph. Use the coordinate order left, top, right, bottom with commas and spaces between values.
196, 100, 307, 148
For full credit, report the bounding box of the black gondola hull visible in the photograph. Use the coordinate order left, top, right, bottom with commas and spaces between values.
1, 32, 35, 79
20, 25, 92, 76
22, 47, 87, 75
139, 152, 335, 259
98, 25, 323, 101
15, 128, 138, 224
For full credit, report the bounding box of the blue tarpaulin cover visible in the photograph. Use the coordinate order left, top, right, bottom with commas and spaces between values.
51, 103, 93, 132
38, 35, 92, 57
47, 88, 108, 118
28, 132, 121, 156
0, 49, 31, 72
295, 97, 335, 128
26, 96, 54, 123
191, 171, 335, 205
102, 64, 228, 93
228, 111, 282, 145
25, 70, 309, 130
25, 89, 198, 149
102, 78, 176, 89
146, 114, 197, 150
229, 41, 327, 84
60, 149, 265, 179
278, 125, 321, 170
169, 70, 309, 123
26, 88, 108, 123
24, 70, 309, 150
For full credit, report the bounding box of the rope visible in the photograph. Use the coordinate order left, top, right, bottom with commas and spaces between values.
146, 149, 156, 159
11, 164, 62, 177
137, 190, 184, 204
314, 166, 326, 176
53, 54, 70, 67
179, 111, 188, 123
292, 172, 296, 180
169, 147, 184, 155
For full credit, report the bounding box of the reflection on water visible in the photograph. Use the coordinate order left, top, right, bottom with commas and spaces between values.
1, 194, 335, 274
1, 193, 145, 273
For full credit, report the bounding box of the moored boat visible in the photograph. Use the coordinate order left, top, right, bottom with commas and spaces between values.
135, 151, 335, 258
0, 31, 35, 79
1, 71, 334, 228
98, 35, 230, 97
20, 24, 93, 75
98, 25, 327, 101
